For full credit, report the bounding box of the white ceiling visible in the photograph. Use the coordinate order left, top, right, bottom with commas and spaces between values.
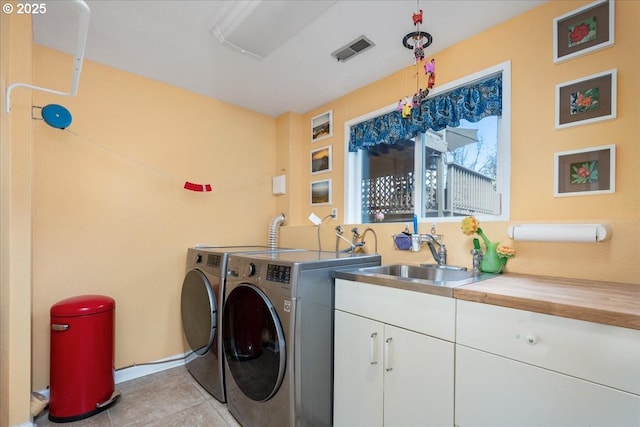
32, 0, 546, 117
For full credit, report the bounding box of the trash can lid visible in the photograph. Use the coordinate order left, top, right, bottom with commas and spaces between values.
51, 295, 115, 317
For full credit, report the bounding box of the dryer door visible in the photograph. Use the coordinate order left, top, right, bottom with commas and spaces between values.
181, 269, 217, 356
222, 284, 286, 402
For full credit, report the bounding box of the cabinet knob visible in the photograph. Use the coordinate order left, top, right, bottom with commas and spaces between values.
526, 335, 537, 345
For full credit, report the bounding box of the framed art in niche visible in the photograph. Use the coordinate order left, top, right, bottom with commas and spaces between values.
311, 179, 332, 205
311, 110, 333, 142
311, 145, 332, 175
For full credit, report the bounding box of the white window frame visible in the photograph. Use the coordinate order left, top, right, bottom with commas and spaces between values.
344, 61, 511, 224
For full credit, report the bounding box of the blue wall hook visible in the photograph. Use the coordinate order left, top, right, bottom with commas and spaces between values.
40, 104, 72, 129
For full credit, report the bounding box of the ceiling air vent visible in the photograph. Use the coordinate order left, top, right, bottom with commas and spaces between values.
331, 35, 375, 62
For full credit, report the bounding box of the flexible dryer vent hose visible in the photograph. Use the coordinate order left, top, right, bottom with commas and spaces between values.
268, 213, 286, 249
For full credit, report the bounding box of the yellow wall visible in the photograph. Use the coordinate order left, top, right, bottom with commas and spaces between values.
281, 0, 639, 284
275, 112, 304, 220
1, 3, 34, 426
3, 1, 639, 424
29, 48, 278, 391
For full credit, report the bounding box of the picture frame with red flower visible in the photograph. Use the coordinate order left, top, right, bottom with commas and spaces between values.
553, 0, 614, 64
554, 144, 615, 197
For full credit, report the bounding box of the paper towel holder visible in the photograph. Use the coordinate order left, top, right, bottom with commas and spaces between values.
506, 223, 611, 243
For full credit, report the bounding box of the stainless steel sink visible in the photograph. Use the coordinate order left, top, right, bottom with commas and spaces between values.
333, 264, 497, 297
365, 264, 477, 282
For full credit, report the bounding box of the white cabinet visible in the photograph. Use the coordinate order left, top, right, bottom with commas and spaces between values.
455, 300, 640, 426
334, 278, 640, 426
334, 279, 454, 427
334, 310, 383, 426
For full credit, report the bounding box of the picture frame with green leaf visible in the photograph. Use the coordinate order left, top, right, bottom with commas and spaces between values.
554, 144, 615, 197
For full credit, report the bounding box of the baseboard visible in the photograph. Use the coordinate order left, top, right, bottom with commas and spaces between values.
114, 352, 187, 384
36, 352, 188, 399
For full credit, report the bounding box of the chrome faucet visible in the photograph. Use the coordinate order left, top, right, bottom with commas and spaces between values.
422, 234, 447, 265
471, 248, 483, 273
470, 237, 483, 274
412, 224, 447, 265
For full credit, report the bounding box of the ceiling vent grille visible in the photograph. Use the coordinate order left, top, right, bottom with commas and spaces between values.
331, 35, 375, 62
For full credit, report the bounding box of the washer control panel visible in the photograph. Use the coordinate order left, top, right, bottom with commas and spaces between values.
266, 264, 291, 284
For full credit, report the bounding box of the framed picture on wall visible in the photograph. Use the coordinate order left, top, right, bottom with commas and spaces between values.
311, 179, 332, 205
311, 110, 333, 142
554, 144, 615, 197
555, 69, 616, 129
311, 145, 332, 175
553, 0, 614, 63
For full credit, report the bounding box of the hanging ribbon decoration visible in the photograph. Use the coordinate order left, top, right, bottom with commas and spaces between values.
184, 181, 212, 192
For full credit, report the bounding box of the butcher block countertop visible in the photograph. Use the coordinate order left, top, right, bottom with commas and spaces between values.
454, 274, 640, 330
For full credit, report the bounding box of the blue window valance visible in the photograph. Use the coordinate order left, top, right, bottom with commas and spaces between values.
349, 74, 502, 152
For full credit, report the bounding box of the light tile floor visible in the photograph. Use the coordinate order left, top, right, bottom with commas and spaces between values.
34, 366, 241, 427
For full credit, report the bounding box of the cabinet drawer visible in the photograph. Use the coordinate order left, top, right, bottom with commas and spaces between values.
455, 345, 640, 426
456, 300, 640, 395
335, 279, 455, 341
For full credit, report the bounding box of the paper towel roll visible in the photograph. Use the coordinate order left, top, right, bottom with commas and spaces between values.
507, 224, 610, 243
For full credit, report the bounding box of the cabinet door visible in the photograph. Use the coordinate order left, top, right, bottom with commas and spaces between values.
334, 310, 384, 427
384, 325, 454, 427
455, 345, 640, 426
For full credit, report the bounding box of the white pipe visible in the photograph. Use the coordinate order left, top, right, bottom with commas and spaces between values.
5, 0, 91, 113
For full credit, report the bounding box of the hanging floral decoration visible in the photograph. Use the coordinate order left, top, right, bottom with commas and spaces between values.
397, 1, 436, 119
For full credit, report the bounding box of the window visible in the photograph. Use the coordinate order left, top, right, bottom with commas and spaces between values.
345, 62, 510, 224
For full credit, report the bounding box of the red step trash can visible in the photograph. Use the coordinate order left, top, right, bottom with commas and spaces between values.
49, 295, 121, 422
